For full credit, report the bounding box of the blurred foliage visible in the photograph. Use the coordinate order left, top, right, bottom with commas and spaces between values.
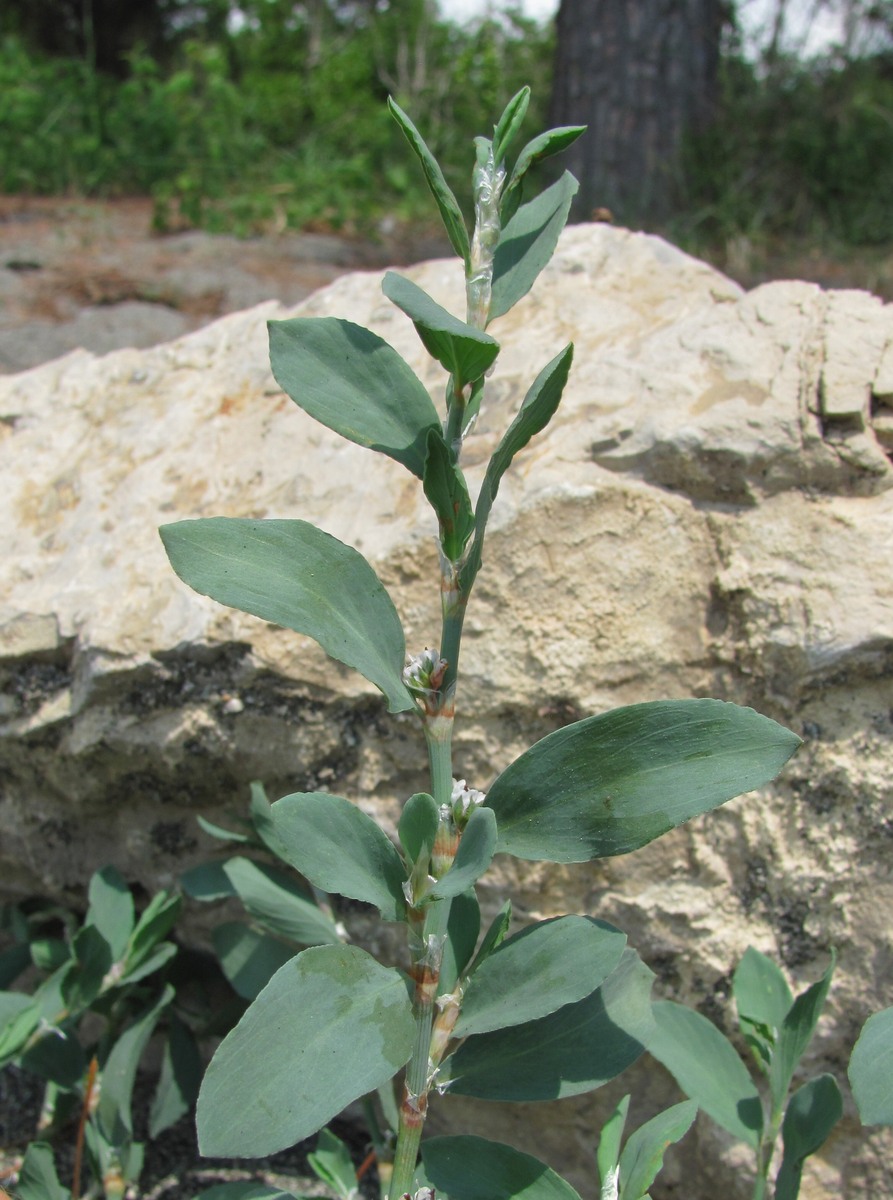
0, 0, 890, 248
0, 1, 553, 235
680, 45, 893, 246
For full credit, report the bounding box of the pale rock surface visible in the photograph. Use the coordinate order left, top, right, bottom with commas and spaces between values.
1, 223, 892, 1198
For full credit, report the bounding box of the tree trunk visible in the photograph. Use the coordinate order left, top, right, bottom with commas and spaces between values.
549, 0, 726, 225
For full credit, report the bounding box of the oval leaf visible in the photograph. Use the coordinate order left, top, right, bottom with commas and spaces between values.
197, 944, 414, 1156
648, 1000, 763, 1148
455, 916, 626, 1037
160, 517, 414, 714
849, 1006, 893, 1126
272, 792, 407, 921
441, 889, 481, 994
398, 791, 439, 864
486, 699, 802, 862
269, 316, 441, 477
769, 953, 835, 1111
382, 272, 499, 390
423, 1135, 582, 1200
490, 172, 579, 322
439, 948, 653, 1101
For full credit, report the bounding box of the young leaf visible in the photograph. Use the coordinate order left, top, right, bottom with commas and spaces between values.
775, 1075, 843, 1200
388, 96, 471, 266
197, 945, 415, 1156
648, 1000, 763, 1148
486, 699, 802, 862
61, 925, 112, 1012
502, 126, 586, 220
269, 317, 441, 477
423, 1135, 582, 1200
16, 1142, 70, 1200
769, 953, 836, 1112
493, 87, 531, 165
490, 172, 579, 321
309, 1128, 359, 1200
734, 947, 793, 1070
20, 1022, 85, 1088
441, 889, 481, 993
467, 899, 513, 978
429, 805, 498, 900
461, 345, 573, 590
618, 1101, 697, 1200
149, 1014, 203, 1137
86, 866, 134, 961
597, 1094, 630, 1197
848, 1006, 893, 1125
382, 272, 500, 391
180, 860, 237, 902
423, 429, 476, 563
249, 779, 291, 859
120, 942, 177, 986
126, 891, 182, 974
454, 916, 626, 1037
222, 856, 342, 946
160, 517, 414, 714
438, 948, 653, 1101
196, 815, 250, 844
97, 985, 175, 1144
271, 791, 407, 921
212, 922, 298, 999
399, 791, 439, 864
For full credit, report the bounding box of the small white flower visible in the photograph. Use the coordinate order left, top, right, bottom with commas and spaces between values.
402, 647, 447, 692
450, 777, 486, 822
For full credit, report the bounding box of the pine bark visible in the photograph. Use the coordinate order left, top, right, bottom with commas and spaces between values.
549, 0, 726, 224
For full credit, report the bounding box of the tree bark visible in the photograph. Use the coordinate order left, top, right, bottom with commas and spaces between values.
549, 0, 726, 225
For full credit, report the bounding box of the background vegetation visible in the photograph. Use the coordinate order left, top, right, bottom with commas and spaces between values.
0, 0, 890, 258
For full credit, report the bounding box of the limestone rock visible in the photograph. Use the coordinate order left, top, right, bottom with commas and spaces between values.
1, 223, 891, 1198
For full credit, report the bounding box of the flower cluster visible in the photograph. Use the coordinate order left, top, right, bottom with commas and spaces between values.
450, 777, 486, 829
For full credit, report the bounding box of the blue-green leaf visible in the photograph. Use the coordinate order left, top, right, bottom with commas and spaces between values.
490, 173, 578, 321
149, 1013, 203, 1138
849, 1006, 893, 1126
98, 986, 174, 1143
272, 792, 407, 921
423, 1135, 582, 1200
486, 699, 802, 862
382, 272, 499, 391
597, 1094, 630, 1194
648, 1000, 763, 1148
16, 1143, 70, 1200
308, 1128, 358, 1200
86, 866, 134, 961
429, 806, 498, 900
502, 127, 586, 220
212, 922, 297, 1000
398, 791, 439, 864
269, 316, 441, 477
769, 954, 835, 1112
454, 916, 626, 1037
423, 428, 476, 562
439, 948, 653, 1101
461, 345, 573, 590
775, 1075, 843, 1200
618, 1101, 697, 1200
734, 947, 793, 1071
388, 97, 471, 266
180, 860, 236, 901
493, 87, 531, 165
441, 890, 481, 994
222, 856, 342, 946
197, 945, 414, 1156
160, 517, 414, 714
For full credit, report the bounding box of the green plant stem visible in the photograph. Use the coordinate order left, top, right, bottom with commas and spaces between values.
387, 693, 458, 1200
